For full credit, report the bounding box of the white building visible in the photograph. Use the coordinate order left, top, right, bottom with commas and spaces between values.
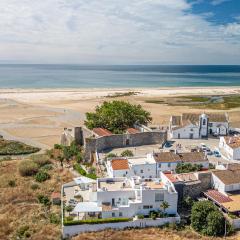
106, 155, 156, 179
107, 152, 209, 179
169, 113, 229, 139
72, 177, 178, 220
219, 136, 240, 160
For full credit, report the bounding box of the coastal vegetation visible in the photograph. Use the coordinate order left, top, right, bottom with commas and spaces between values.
0, 153, 72, 239
145, 94, 240, 110
85, 100, 152, 133
0, 138, 40, 155
106, 91, 139, 98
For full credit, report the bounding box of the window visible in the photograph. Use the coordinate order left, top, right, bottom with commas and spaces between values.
168, 163, 171, 168
190, 128, 193, 131
155, 193, 164, 202
112, 212, 115, 217
119, 212, 123, 217
143, 205, 150, 209
140, 169, 144, 173
203, 119, 206, 125
159, 163, 161, 168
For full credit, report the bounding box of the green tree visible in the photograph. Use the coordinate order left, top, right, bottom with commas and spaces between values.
160, 201, 170, 214
85, 101, 152, 133
191, 200, 230, 236
121, 150, 134, 157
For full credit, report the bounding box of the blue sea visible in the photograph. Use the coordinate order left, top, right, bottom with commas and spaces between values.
0, 64, 239, 88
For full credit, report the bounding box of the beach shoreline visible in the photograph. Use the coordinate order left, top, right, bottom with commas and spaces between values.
0, 86, 239, 150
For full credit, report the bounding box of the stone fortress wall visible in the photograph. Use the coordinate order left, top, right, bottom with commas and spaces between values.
61, 126, 167, 161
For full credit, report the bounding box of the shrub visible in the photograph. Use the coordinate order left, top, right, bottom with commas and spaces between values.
41, 163, 53, 171
54, 144, 62, 149
35, 171, 50, 182
64, 217, 131, 226
19, 160, 39, 176
8, 180, 16, 187
65, 205, 74, 212
32, 154, 51, 167
105, 153, 118, 159
50, 213, 61, 224
31, 183, 40, 190
137, 214, 144, 219
37, 195, 51, 206
16, 225, 30, 238
121, 150, 134, 157
73, 164, 87, 176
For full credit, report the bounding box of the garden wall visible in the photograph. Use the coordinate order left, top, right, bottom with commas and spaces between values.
62, 216, 180, 238
84, 131, 167, 160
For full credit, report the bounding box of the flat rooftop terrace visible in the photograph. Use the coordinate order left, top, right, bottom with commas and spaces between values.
98, 179, 132, 191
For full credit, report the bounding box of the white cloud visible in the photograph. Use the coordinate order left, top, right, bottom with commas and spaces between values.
0, 0, 239, 64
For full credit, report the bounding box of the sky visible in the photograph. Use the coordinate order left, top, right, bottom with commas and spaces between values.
0, 0, 239, 64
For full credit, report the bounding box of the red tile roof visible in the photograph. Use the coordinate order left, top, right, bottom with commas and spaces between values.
164, 173, 179, 183
93, 128, 112, 137
204, 190, 232, 204
51, 192, 61, 199
126, 128, 140, 134
111, 159, 129, 170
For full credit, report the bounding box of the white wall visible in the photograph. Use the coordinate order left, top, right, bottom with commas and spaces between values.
209, 122, 228, 135
131, 163, 156, 179
156, 162, 178, 175
171, 124, 199, 139
212, 174, 226, 194
219, 137, 240, 160
63, 216, 181, 238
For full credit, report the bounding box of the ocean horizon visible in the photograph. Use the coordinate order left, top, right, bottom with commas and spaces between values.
0, 64, 240, 88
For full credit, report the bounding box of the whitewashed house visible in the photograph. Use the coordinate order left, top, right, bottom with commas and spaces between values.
212, 169, 240, 194
169, 113, 229, 139
107, 155, 156, 179
219, 136, 240, 160
72, 177, 178, 219
107, 152, 209, 179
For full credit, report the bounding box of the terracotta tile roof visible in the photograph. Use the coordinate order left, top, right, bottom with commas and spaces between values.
126, 128, 140, 134
224, 136, 240, 149
164, 173, 179, 183
92, 128, 112, 137
154, 152, 181, 163
213, 169, 240, 185
226, 163, 240, 171
111, 159, 129, 170
204, 190, 232, 204
51, 192, 61, 199
208, 113, 228, 122
176, 173, 198, 182
171, 113, 228, 130
179, 152, 207, 163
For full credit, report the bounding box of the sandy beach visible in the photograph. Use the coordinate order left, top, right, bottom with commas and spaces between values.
0, 87, 240, 150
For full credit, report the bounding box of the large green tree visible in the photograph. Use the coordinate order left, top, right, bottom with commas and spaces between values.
85, 101, 152, 133
191, 200, 230, 236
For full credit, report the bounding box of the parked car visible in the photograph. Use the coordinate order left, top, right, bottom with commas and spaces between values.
164, 141, 172, 148
200, 143, 207, 151
68, 199, 78, 206
213, 150, 221, 157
